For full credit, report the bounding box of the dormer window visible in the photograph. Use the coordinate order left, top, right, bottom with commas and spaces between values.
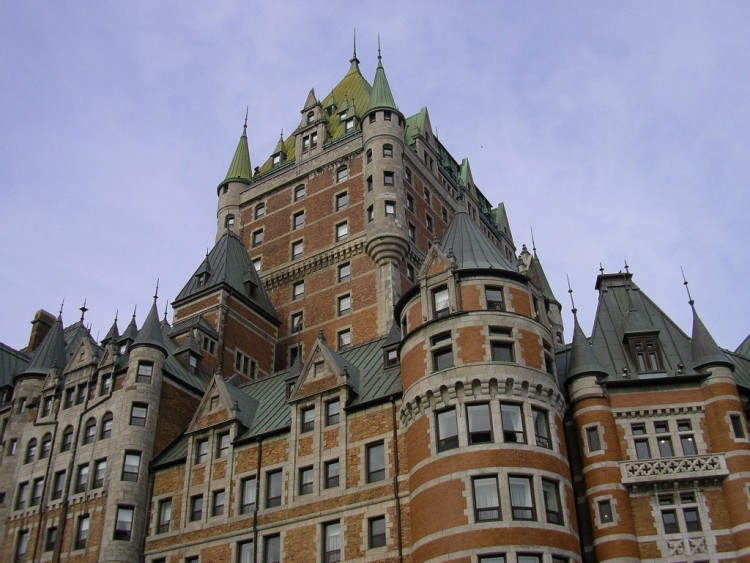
345, 117, 355, 131
629, 336, 662, 372
339, 110, 347, 122
196, 273, 208, 288
272, 154, 281, 166
384, 348, 399, 368
433, 286, 449, 318
307, 111, 314, 125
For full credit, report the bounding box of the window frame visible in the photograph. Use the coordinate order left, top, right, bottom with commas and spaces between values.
122, 451, 141, 482
129, 403, 148, 427
157, 498, 172, 534
324, 459, 340, 489
114, 505, 134, 541
500, 402, 526, 443
467, 403, 493, 445
240, 476, 256, 515
436, 408, 459, 452
509, 475, 536, 521
335, 191, 348, 211
266, 469, 283, 508
366, 441, 385, 483
472, 475, 501, 522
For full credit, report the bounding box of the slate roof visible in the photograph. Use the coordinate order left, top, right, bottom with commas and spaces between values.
735, 333, 750, 358
173, 230, 278, 325
441, 204, 517, 272
132, 300, 167, 353
0, 342, 30, 388
20, 316, 68, 379
153, 336, 401, 469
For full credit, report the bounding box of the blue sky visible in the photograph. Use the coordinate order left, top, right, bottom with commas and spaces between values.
1, 2, 748, 352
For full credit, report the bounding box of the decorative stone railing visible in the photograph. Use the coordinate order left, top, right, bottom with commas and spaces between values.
620, 454, 728, 485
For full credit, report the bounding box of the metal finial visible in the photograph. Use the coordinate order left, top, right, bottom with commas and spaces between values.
624, 260, 630, 274
154, 279, 160, 301
567, 275, 577, 315
114, 310, 119, 324
681, 266, 694, 306
79, 298, 88, 323
599, 263, 604, 275
353, 29, 357, 60
530, 226, 537, 255
132, 304, 137, 319
163, 299, 169, 322
59, 299, 65, 317
244, 106, 248, 131
378, 33, 382, 62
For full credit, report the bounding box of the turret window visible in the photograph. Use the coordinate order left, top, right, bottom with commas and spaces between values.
114, 505, 134, 541
486, 286, 505, 311
509, 476, 535, 520
130, 403, 148, 427
467, 403, 493, 444
500, 403, 525, 443
730, 414, 746, 439
384, 111, 392, 121
366, 149, 372, 163
383, 144, 393, 158
431, 332, 454, 372
385, 201, 396, 217
367, 205, 374, 222
542, 479, 563, 524
136, 362, 153, 384
436, 408, 459, 452
532, 408, 552, 449
122, 451, 141, 481
225, 214, 235, 228
432, 286, 449, 318
473, 476, 501, 521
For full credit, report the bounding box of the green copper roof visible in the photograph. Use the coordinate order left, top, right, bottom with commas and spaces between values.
690, 305, 733, 370
567, 314, 608, 380
404, 107, 428, 145
368, 54, 397, 112
222, 124, 252, 185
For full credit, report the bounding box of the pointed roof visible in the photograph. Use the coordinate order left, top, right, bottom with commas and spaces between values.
368, 50, 397, 113
173, 230, 278, 325
120, 313, 139, 343
441, 203, 516, 272
101, 316, 119, 346
529, 253, 560, 305
736, 333, 750, 357
691, 305, 733, 371
222, 123, 252, 187
290, 332, 361, 401
133, 299, 167, 354
567, 314, 608, 380
19, 315, 67, 379
623, 288, 656, 336
272, 131, 286, 157
302, 88, 318, 112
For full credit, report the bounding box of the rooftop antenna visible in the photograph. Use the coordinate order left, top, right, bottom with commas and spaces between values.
681, 266, 694, 306
79, 298, 88, 324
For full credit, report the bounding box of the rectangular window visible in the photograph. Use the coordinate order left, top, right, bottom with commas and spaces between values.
383, 171, 394, 186
323, 521, 341, 563
501, 403, 525, 443
479, 556, 506, 563
655, 421, 674, 457
15, 482, 28, 510
338, 262, 350, 282
240, 476, 256, 514
337, 329, 351, 348
586, 426, 602, 452
76, 384, 86, 404
212, 489, 225, 516
114, 505, 134, 541
432, 344, 453, 371
441, 206, 448, 222
335, 221, 348, 241
100, 373, 112, 395
195, 439, 208, 464
542, 479, 563, 524
216, 433, 230, 458
408, 222, 415, 241
731, 414, 746, 438
406, 193, 414, 212
15, 529, 29, 562
76, 464, 89, 493
292, 240, 304, 259
325, 459, 340, 489
432, 286, 449, 317
190, 494, 203, 521
122, 451, 141, 482
336, 167, 348, 182
157, 499, 172, 533
532, 408, 551, 449
75, 515, 90, 549
338, 294, 351, 316
64, 388, 74, 408
630, 336, 661, 371
405, 168, 412, 184
31, 478, 43, 506
291, 312, 303, 333
52, 470, 65, 500
326, 400, 340, 425
598, 499, 613, 523
301, 407, 315, 433
661, 508, 679, 533
486, 287, 505, 310
425, 214, 433, 232
368, 515, 386, 548
136, 362, 153, 384
299, 466, 313, 495
238, 540, 254, 563
254, 203, 265, 218
366, 442, 385, 483
467, 403, 492, 444
436, 408, 459, 452
509, 476, 535, 520
264, 534, 281, 563
41, 396, 52, 416
294, 185, 306, 200
367, 175, 373, 192
93, 459, 106, 488
44, 526, 57, 552
252, 229, 264, 247
130, 403, 148, 426
424, 188, 431, 203
473, 476, 501, 521
266, 470, 282, 507
491, 341, 514, 362
385, 200, 396, 217
293, 211, 304, 230
336, 192, 348, 211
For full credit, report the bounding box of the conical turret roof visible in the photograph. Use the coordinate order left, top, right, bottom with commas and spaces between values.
567, 313, 608, 380
222, 123, 252, 186
133, 299, 167, 354
441, 203, 516, 272
19, 315, 67, 379
120, 312, 139, 343
691, 304, 733, 371
101, 316, 120, 346
369, 51, 397, 113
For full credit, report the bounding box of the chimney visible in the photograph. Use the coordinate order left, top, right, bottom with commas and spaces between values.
25, 309, 56, 353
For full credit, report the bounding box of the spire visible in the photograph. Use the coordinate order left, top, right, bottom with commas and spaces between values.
567, 311, 609, 380
133, 296, 167, 354
120, 307, 139, 344
19, 314, 67, 379
101, 312, 120, 346
272, 131, 286, 158
368, 38, 398, 112
347, 29, 361, 75
222, 119, 253, 185
682, 272, 732, 371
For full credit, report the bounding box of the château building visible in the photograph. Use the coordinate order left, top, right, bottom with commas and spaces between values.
1, 44, 750, 563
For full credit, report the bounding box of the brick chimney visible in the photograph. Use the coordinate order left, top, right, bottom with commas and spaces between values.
25, 309, 56, 353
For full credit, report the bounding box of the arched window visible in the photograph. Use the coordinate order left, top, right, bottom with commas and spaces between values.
25, 438, 37, 463
83, 417, 96, 445
40, 433, 52, 459
100, 412, 113, 440
61, 426, 74, 452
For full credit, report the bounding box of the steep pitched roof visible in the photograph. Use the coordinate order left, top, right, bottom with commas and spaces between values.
173, 230, 278, 325
368, 53, 397, 113
690, 305, 733, 370
566, 314, 608, 381
221, 123, 252, 187
528, 253, 559, 305
133, 300, 167, 353
735, 333, 750, 357
441, 204, 517, 272
19, 315, 67, 379
0, 342, 30, 388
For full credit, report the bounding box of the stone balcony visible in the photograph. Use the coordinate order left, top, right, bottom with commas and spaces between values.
620, 454, 728, 485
